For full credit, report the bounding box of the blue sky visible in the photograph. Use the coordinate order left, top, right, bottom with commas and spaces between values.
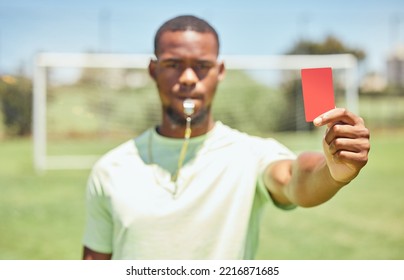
0, 0, 403, 76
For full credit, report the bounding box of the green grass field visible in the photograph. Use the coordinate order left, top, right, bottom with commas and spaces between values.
0, 129, 403, 260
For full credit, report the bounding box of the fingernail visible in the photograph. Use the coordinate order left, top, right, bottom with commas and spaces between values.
313, 117, 321, 126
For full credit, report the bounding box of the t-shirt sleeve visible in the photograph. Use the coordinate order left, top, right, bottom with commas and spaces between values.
82, 167, 113, 254
252, 137, 297, 210
253, 137, 296, 171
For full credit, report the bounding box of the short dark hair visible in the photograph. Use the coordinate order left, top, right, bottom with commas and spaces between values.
154, 15, 220, 57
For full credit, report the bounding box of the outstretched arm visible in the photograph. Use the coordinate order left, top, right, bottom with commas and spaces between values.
265, 108, 370, 208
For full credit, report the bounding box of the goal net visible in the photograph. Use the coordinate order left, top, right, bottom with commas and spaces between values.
33, 53, 358, 171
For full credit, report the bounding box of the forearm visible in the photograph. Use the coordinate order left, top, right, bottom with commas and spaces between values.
286, 152, 348, 207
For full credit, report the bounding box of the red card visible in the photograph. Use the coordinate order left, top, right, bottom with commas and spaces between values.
301, 67, 335, 122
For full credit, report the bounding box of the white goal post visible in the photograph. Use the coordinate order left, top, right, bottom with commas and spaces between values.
33, 52, 358, 172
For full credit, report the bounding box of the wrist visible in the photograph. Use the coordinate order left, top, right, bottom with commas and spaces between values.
326, 168, 352, 189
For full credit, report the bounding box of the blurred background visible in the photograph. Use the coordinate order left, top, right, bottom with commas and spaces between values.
0, 0, 403, 259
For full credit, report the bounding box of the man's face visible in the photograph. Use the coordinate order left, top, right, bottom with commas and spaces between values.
149, 30, 225, 125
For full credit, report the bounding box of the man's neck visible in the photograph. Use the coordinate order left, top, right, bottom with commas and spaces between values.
157, 114, 215, 138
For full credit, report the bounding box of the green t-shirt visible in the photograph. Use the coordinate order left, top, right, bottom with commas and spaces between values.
135, 127, 207, 176
83, 122, 296, 259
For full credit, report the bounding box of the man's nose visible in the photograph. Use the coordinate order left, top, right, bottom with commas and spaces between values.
179, 67, 198, 85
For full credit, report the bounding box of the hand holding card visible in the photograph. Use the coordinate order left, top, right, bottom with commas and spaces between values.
301, 67, 335, 122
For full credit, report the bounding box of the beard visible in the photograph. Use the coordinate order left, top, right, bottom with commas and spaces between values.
165, 105, 210, 126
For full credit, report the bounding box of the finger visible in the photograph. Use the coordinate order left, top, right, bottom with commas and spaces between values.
331, 150, 369, 168
327, 137, 370, 155
324, 123, 370, 145
314, 108, 364, 127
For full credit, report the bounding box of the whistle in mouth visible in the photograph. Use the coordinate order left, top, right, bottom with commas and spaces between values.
183, 99, 195, 116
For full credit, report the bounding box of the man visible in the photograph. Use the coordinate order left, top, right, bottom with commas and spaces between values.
82, 15, 370, 260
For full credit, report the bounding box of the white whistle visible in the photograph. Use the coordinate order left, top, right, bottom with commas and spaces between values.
183, 99, 195, 116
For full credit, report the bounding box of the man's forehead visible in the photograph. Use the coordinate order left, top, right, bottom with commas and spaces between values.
156, 30, 218, 58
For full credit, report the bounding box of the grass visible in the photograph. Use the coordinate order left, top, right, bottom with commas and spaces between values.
0, 129, 403, 260
0, 139, 88, 259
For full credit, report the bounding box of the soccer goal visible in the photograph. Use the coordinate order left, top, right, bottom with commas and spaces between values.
33, 52, 358, 172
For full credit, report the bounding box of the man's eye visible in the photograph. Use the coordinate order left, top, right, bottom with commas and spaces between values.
164, 62, 180, 69
195, 63, 212, 70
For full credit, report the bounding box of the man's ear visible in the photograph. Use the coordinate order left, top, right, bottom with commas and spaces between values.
218, 61, 226, 81
148, 59, 157, 81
